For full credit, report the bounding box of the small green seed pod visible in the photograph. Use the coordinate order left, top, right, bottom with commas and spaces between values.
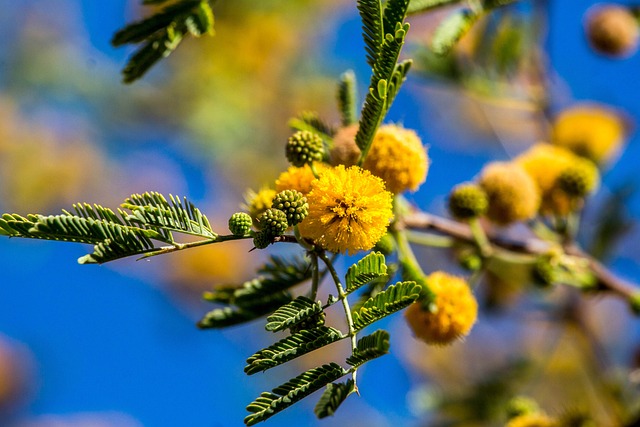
271, 190, 309, 226
258, 208, 289, 237
557, 159, 600, 198
252, 231, 272, 249
448, 182, 489, 220
285, 130, 324, 167
373, 233, 395, 255
228, 212, 253, 236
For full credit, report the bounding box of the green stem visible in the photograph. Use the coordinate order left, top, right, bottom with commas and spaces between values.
318, 251, 359, 388
294, 225, 315, 251
469, 218, 493, 258
406, 230, 455, 248
310, 252, 320, 301
138, 233, 253, 259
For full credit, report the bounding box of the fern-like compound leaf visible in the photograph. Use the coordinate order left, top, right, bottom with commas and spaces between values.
265, 296, 323, 332
197, 293, 292, 329
337, 70, 358, 126
122, 192, 216, 239
244, 363, 346, 426
345, 329, 390, 367
357, 0, 384, 67
345, 251, 388, 294
313, 379, 356, 419
244, 327, 344, 375
352, 281, 422, 331
382, 0, 411, 36
431, 8, 480, 56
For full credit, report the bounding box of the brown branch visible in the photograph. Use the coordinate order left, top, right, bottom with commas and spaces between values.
401, 210, 639, 300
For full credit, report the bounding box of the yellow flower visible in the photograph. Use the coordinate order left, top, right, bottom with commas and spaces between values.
298, 165, 393, 254
244, 186, 276, 225
404, 271, 478, 345
275, 163, 327, 195
505, 413, 558, 427
363, 124, 429, 193
515, 143, 582, 215
552, 103, 626, 164
478, 161, 540, 224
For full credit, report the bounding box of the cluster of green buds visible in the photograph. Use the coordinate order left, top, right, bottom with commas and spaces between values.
285, 130, 324, 167
228, 189, 309, 249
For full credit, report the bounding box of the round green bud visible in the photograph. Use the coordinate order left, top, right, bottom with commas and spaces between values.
285, 130, 324, 167
258, 208, 289, 237
459, 252, 482, 272
506, 396, 540, 419
448, 183, 489, 220
373, 233, 395, 255
271, 190, 309, 226
252, 231, 272, 249
557, 159, 600, 198
228, 212, 253, 236
532, 257, 556, 288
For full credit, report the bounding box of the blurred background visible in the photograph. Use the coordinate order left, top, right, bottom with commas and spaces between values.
0, 0, 639, 425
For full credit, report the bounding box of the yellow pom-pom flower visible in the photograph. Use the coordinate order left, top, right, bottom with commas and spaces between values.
515, 143, 584, 215
552, 104, 626, 164
275, 163, 327, 195
363, 124, 429, 193
298, 165, 393, 254
505, 413, 558, 427
478, 162, 540, 224
404, 271, 478, 345
244, 186, 276, 226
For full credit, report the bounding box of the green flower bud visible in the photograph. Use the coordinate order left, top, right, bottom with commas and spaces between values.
271, 190, 309, 226
228, 212, 253, 236
258, 208, 289, 237
448, 183, 489, 220
285, 130, 324, 167
373, 233, 395, 255
506, 396, 540, 419
252, 231, 272, 249
557, 159, 600, 198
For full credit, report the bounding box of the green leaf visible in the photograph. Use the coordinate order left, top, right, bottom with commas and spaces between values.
288, 111, 335, 140
245, 327, 344, 375
122, 191, 216, 240
337, 70, 358, 126
357, 0, 384, 67
431, 8, 480, 56
244, 363, 346, 426
352, 281, 422, 331
382, 0, 411, 36
265, 296, 323, 332
346, 329, 390, 367
197, 293, 292, 329
121, 28, 184, 84
314, 380, 355, 419
185, 1, 215, 36
345, 251, 388, 294
407, 0, 464, 15
111, 0, 200, 46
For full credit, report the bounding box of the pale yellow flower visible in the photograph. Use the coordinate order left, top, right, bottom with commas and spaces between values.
275, 163, 327, 195
505, 413, 558, 427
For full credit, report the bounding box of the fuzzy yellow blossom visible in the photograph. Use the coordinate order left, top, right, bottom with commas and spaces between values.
515, 143, 583, 215
404, 271, 478, 345
505, 413, 558, 427
363, 125, 429, 193
329, 124, 361, 166
552, 104, 626, 164
244, 186, 276, 226
275, 163, 327, 195
478, 162, 540, 224
298, 165, 393, 254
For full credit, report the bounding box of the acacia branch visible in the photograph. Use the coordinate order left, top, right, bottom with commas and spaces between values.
401, 210, 639, 300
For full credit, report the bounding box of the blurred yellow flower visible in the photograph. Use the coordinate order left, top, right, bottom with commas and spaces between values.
244, 186, 276, 226
363, 124, 429, 193
505, 413, 558, 427
515, 143, 583, 215
478, 161, 540, 224
298, 165, 393, 254
275, 163, 327, 195
552, 103, 627, 164
404, 271, 478, 345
